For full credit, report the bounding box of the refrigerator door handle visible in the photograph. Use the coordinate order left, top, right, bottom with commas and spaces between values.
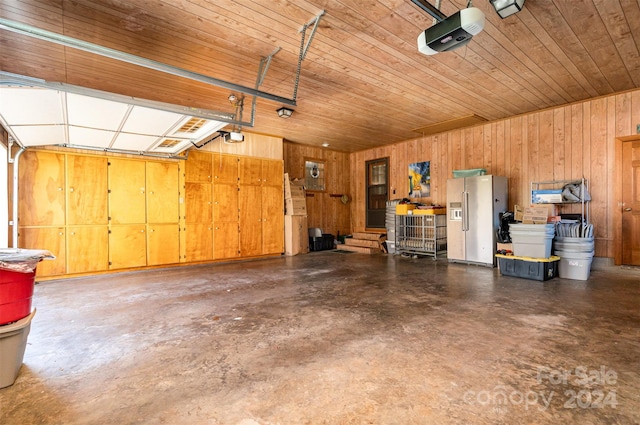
463, 191, 469, 231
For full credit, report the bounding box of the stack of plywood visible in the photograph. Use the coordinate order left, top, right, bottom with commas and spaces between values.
340, 232, 386, 254
284, 173, 309, 256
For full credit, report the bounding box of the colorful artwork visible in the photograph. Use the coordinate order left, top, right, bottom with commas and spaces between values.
408, 161, 431, 198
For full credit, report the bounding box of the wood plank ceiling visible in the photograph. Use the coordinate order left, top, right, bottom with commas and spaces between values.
1, 0, 639, 153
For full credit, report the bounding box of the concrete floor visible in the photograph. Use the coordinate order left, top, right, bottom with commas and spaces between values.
0, 251, 639, 425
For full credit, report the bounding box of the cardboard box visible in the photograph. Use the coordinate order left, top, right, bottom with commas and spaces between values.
285, 198, 307, 216
497, 243, 513, 252
514, 205, 524, 222
531, 204, 558, 217
522, 206, 550, 224
284, 215, 309, 256
284, 173, 306, 200
285, 185, 305, 199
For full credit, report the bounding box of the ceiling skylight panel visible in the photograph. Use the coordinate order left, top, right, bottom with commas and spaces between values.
0, 88, 63, 125
66, 93, 129, 131
10, 125, 66, 145
68, 126, 116, 147
121, 106, 184, 136
111, 132, 161, 151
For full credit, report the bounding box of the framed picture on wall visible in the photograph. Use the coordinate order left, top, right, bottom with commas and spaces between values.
408, 161, 430, 198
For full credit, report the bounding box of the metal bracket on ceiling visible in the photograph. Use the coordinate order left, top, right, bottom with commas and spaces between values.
411, 0, 447, 22
257, 47, 282, 88
293, 10, 325, 101
244, 47, 282, 127
299, 11, 325, 61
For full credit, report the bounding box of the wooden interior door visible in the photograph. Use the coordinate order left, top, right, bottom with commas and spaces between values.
147, 224, 180, 266
109, 224, 147, 269
146, 161, 179, 223
622, 141, 640, 265
262, 185, 284, 254
239, 185, 262, 256
109, 159, 146, 224
67, 155, 108, 225
67, 226, 109, 273
185, 150, 212, 183
19, 227, 66, 277
18, 150, 65, 226
185, 182, 212, 223
212, 153, 238, 184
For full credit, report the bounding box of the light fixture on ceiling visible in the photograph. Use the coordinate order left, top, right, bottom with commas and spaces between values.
490, 0, 525, 19
276, 106, 294, 118
322, 143, 330, 147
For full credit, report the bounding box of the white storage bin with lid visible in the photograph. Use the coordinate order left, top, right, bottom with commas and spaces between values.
509, 223, 555, 258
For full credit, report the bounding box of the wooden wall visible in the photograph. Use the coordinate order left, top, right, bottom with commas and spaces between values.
350, 88, 640, 259
283, 142, 351, 238
196, 132, 283, 160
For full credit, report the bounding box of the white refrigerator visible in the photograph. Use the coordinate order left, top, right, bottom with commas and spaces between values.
446, 175, 508, 267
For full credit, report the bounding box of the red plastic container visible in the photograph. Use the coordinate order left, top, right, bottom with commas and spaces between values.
0, 269, 36, 325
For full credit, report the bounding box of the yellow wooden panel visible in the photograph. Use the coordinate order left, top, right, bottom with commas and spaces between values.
109, 224, 147, 269
538, 110, 555, 181
147, 224, 180, 266
146, 161, 179, 223
184, 223, 213, 261
213, 183, 238, 222
412, 114, 488, 136
67, 226, 109, 273
238, 157, 262, 185
553, 108, 566, 182
109, 159, 146, 224
184, 149, 212, 182
214, 221, 239, 259
483, 123, 492, 175
509, 117, 523, 207
212, 153, 238, 184
262, 159, 283, 187
18, 150, 66, 226
589, 98, 608, 247
238, 185, 262, 256
200, 132, 283, 160
185, 182, 212, 223
67, 155, 108, 225
18, 226, 66, 277
262, 185, 284, 255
